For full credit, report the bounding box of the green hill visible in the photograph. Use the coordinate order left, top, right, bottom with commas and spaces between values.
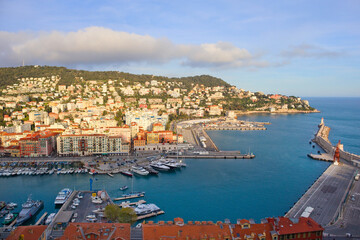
0, 66, 231, 89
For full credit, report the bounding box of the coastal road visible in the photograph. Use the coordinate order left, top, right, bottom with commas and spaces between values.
286, 163, 356, 227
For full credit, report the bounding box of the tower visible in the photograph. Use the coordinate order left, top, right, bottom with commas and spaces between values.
333, 140, 341, 165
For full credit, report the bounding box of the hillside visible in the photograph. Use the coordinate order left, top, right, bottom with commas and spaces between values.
0, 66, 231, 89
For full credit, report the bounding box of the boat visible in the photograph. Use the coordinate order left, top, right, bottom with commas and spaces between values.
120, 185, 128, 191
3, 212, 18, 225
134, 203, 161, 216
150, 162, 170, 171
45, 213, 56, 225
16, 196, 43, 226
54, 188, 73, 205
120, 170, 133, 177
6, 202, 17, 209
0, 209, 9, 218
91, 196, 103, 204
131, 166, 149, 176
143, 166, 159, 175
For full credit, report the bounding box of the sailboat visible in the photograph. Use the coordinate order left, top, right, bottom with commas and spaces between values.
121, 175, 145, 198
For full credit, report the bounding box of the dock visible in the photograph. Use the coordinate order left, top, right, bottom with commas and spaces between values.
136, 210, 165, 220
307, 153, 333, 162
113, 194, 145, 201
35, 212, 48, 225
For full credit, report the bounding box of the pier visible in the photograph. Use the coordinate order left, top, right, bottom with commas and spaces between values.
35, 212, 48, 225
136, 210, 165, 221
307, 153, 333, 162
113, 194, 145, 201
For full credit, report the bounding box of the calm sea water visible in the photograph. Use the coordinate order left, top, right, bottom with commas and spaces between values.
0, 97, 359, 224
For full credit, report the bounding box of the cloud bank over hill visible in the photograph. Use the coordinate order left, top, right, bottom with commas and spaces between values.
0, 27, 266, 69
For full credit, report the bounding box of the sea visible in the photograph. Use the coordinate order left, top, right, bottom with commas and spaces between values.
0, 97, 359, 225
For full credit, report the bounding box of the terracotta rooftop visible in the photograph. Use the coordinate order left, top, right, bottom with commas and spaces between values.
58, 222, 131, 240
143, 218, 232, 240
267, 217, 324, 235
6, 225, 47, 240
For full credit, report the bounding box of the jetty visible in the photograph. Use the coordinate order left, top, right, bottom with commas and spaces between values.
136, 210, 165, 220
113, 193, 145, 201
307, 153, 333, 162
35, 212, 48, 225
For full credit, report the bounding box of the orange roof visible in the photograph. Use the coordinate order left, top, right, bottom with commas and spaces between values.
268, 217, 324, 235
233, 221, 275, 240
143, 218, 232, 240
6, 225, 47, 240
59, 222, 131, 240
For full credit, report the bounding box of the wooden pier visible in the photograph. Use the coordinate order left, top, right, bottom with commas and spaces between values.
113, 194, 145, 201
136, 210, 165, 220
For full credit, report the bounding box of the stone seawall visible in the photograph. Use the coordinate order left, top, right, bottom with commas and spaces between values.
313, 123, 360, 166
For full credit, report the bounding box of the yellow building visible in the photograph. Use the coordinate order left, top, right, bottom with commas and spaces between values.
146, 132, 159, 144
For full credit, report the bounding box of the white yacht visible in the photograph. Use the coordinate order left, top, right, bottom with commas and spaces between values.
45, 213, 56, 225
150, 162, 170, 171
131, 166, 149, 176
54, 188, 73, 205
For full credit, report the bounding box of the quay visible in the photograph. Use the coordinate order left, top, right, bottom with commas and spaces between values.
181, 152, 255, 159
285, 163, 356, 226
113, 194, 145, 201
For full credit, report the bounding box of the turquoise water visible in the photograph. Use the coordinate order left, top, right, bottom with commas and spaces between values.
0, 97, 359, 224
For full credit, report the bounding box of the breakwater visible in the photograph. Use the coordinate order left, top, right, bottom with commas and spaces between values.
313, 120, 360, 167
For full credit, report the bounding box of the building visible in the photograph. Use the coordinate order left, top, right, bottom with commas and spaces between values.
143, 218, 232, 240
146, 132, 159, 144
142, 217, 323, 240
267, 217, 324, 240
58, 222, 131, 240
19, 131, 57, 157
6, 225, 47, 240
57, 134, 127, 156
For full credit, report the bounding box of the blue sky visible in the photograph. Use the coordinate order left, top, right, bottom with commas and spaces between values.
1, 0, 359, 97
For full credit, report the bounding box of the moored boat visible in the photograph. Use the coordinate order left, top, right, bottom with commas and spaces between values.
3, 212, 18, 225
45, 213, 56, 225
120, 170, 133, 177
120, 185, 128, 191
131, 166, 149, 176
16, 196, 43, 226
54, 188, 73, 206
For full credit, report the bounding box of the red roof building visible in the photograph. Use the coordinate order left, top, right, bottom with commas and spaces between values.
6, 225, 47, 240
58, 222, 131, 240
267, 217, 323, 240
143, 218, 232, 240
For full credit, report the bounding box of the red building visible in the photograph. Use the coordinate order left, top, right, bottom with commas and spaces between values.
59, 222, 131, 240
157, 131, 174, 143
267, 217, 323, 240
19, 131, 57, 157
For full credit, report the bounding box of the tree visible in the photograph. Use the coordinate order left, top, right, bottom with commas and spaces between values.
118, 207, 137, 224
104, 204, 121, 222
104, 204, 137, 224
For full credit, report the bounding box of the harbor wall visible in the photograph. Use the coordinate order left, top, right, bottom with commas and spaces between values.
313, 123, 360, 167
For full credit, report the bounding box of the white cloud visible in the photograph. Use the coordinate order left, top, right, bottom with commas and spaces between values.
0, 27, 267, 69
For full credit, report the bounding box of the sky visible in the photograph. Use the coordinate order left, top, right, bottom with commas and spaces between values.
0, 0, 359, 97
